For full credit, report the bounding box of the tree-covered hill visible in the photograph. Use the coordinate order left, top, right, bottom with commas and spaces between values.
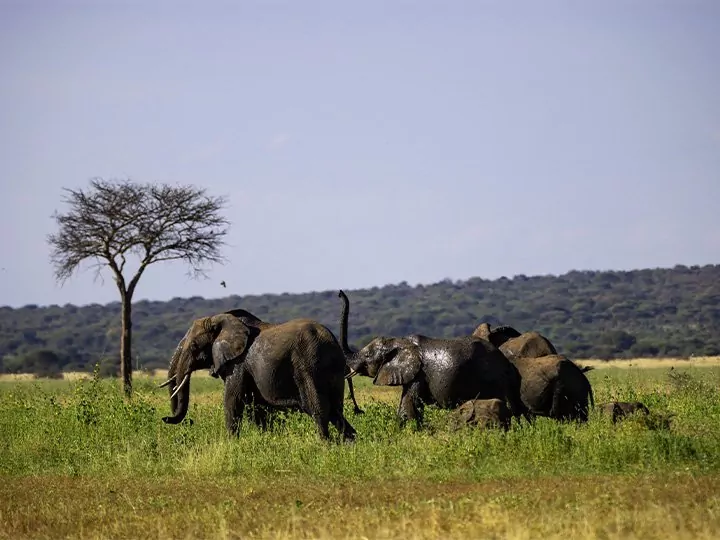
2, 263, 719, 374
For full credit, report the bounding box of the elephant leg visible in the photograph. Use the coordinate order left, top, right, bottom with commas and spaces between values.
550, 384, 574, 422
549, 383, 564, 421
574, 397, 589, 423
398, 380, 425, 429
329, 407, 357, 442
241, 375, 272, 430
248, 399, 271, 430
224, 363, 250, 436
346, 375, 364, 415
297, 377, 331, 440
224, 390, 245, 436
559, 389, 587, 423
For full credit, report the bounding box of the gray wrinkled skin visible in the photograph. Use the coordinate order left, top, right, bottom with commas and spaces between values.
338, 290, 527, 428
354, 334, 527, 428
472, 323, 557, 359
224, 308, 363, 415
472, 323, 593, 423
162, 312, 356, 442
512, 355, 595, 422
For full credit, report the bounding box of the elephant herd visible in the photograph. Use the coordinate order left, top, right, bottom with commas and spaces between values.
158, 290, 644, 441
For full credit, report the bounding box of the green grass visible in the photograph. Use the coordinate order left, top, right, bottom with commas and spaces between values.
1, 366, 720, 538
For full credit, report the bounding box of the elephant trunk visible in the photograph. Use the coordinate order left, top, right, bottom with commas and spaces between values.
337, 290, 354, 356
162, 332, 192, 425
337, 290, 365, 414
162, 370, 191, 424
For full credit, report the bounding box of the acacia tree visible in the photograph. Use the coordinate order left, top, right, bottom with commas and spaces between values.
48, 178, 230, 396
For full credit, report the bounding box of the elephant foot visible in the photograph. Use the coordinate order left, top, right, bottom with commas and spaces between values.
353, 406, 365, 416
162, 416, 194, 426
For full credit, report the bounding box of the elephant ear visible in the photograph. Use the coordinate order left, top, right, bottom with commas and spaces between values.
373, 347, 422, 386
498, 341, 517, 359
472, 323, 492, 340
210, 314, 251, 378
489, 325, 522, 348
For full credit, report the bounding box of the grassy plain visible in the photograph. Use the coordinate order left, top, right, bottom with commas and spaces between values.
1, 362, 719, 539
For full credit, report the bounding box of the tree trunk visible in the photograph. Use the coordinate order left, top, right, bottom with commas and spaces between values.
120, 292, 133, 397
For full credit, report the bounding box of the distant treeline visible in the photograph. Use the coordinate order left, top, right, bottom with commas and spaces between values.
2, 264, 719, 375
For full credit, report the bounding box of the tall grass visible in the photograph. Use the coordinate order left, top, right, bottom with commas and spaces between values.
2, 366, 719, 482
2, 366, 720, 538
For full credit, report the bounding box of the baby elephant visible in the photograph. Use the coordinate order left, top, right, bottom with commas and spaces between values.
598, 401, 650, 423
452, 398, 511, 431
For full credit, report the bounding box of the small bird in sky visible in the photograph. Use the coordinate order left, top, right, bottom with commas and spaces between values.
220, 280, 226, 288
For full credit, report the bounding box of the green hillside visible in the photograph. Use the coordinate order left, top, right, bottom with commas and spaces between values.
2, 263, 719, 375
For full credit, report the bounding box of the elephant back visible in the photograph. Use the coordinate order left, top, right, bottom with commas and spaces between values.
500, 331, 557, 359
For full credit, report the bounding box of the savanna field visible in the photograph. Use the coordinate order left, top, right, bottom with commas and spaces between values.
1, 361, 720, 539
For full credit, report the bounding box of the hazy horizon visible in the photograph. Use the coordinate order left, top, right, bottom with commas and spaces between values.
1, 1, 719, 309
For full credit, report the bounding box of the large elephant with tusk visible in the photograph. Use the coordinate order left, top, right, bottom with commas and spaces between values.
160, 310, 357, 441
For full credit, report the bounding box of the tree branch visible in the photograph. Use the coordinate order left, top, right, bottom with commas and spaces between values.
48, 177, 230, 290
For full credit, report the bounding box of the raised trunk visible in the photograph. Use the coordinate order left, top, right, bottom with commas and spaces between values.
337, 290, 364, 414
338, 290, 353, 356
120, 292, 133, 397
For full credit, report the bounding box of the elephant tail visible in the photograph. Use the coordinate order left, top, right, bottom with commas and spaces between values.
575, 362, 595, 409
337, 290, 354, 356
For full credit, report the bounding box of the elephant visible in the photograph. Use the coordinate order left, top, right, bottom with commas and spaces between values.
451, 398, 511, 431
472, 322, 522, 343
511, 354, 595, 422
338, 290, 528, 428
473, 324, 592, 420
472, 322, 557, 359
159, 311, 356, 442
223, 308, 364, 415
597, 401, 650, 423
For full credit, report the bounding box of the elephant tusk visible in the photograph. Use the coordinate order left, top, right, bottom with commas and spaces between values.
157, 378, 174, 389
345, 368, 358, 380
169, 374, 189, 400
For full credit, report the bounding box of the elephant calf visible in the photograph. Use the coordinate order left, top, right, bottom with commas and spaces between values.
451, 398, 511, 431
597, 401, 650, 423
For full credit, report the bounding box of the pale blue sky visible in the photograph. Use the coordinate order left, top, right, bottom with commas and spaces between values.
1, 0, 718, 308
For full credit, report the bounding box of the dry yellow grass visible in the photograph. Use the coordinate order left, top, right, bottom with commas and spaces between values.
0, 473, 717, 539
576, 356, 720, 370
0, 369, 215, 382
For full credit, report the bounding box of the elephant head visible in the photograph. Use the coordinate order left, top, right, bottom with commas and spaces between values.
339, 290, 421, 386
471, 322, 522, 348
160, 313, 251, 425
346, 336, 422, 386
